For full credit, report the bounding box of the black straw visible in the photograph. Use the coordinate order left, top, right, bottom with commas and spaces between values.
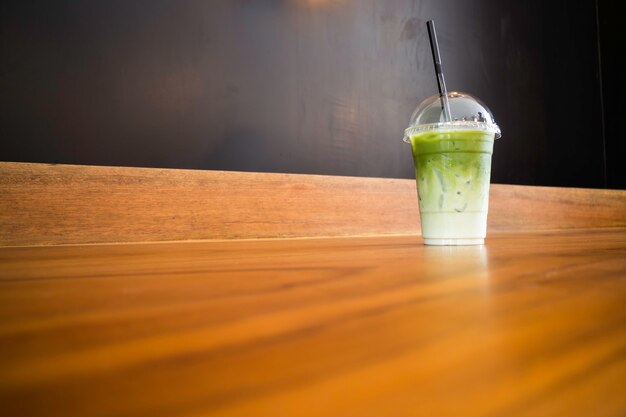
426, 20, 452, 121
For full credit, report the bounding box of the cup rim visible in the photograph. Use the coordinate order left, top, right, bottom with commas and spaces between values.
403, 121, 501, 143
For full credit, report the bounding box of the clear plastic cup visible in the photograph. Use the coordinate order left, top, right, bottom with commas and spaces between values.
403, 92, 501, 245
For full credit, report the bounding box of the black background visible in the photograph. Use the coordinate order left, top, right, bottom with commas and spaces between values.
1, 0, 623, 188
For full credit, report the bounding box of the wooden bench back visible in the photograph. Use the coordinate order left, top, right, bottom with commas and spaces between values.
2, 162, 625, 246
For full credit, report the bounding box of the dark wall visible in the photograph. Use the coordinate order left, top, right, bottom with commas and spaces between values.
598, 0, 626, 189
0, 0, 617, 188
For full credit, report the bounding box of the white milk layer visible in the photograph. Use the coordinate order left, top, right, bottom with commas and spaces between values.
420, 211, 488, 246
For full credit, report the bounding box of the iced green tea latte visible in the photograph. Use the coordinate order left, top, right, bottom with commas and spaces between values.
409, 129, 495, 245
404, 92, 500, 245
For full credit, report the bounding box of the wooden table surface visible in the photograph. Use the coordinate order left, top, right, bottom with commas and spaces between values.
2, 228, 626, 417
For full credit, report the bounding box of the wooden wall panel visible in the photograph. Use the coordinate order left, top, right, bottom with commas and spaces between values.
0, 163, 419, 246
1, 162, 625, 246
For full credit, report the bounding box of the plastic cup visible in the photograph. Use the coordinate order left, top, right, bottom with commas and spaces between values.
403, 92, 501, 245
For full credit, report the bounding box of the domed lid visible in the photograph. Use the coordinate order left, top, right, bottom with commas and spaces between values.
403, 91, 501, 142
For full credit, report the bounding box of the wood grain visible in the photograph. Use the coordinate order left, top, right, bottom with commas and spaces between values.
0, 162, 419, 246
2, 162, 626, 246
1, 229, 626, 416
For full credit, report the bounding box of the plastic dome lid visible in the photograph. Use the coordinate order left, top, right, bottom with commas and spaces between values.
403, 91, 501, 142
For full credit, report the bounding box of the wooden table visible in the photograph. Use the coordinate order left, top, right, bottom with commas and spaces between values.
2, 163, 626, 416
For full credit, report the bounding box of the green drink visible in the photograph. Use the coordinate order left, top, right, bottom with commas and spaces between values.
404, 92, 501, 245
